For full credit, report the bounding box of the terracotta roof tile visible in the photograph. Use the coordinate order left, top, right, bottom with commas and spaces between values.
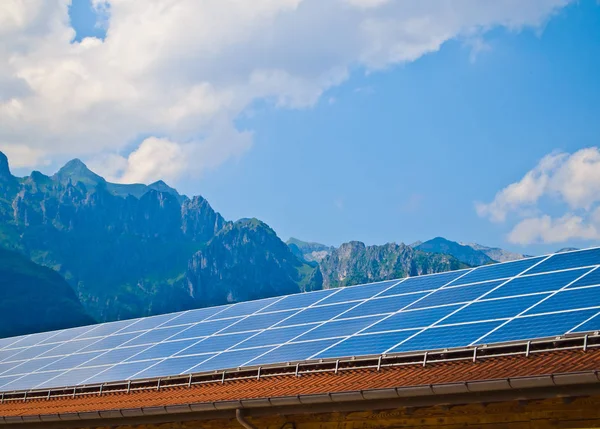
0, 348, 599, 418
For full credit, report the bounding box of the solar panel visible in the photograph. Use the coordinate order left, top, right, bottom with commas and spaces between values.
2, 247, 600, 393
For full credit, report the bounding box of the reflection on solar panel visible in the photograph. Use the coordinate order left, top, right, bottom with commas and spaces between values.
2, 247, 600, 392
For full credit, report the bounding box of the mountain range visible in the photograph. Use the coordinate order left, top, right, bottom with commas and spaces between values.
0, 151, 534, 337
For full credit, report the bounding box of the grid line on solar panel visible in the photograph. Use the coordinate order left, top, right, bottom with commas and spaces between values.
0, 309, 192, 390
157, 281, 386, 369
523, 284, 600, 315
570, 310, 600, 334
82, 299, 283, 377
1, 290, 324, 382
526, 247, 600, 275
378, 253, 557, 353
239, 279, 412, 367
167, 286, 350, 375
450, 256, 546, 286
159, 305, 232, 328
238, 280, 426, 365
473, 309, 599, 345
308, 266, 479, 360
470, 266, 595, 345
72, 319, 141, 341
378, 269, 472, 297
126, 293, 298, 380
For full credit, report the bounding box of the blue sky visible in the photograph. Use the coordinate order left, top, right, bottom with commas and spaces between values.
4, 0, 600, 256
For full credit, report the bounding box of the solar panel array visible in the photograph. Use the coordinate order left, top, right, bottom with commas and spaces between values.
2, 247, 600, 392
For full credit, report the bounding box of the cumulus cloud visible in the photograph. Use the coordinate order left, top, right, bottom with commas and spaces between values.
0, 0, 571, 182
477, 147, 600, 245
507, 213, 600, 245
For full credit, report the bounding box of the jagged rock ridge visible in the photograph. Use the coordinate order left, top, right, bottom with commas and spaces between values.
319, 241, 467, 288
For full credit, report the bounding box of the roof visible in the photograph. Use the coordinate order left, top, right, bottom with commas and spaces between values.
1, 335, 600, 425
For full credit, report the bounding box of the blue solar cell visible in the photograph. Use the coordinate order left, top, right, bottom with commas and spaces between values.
379, 270, 470, 297
481, 309, 599, 344
126, 339, 197, 361
486, 268, 591, 299
220, 311, 297, 334
278, 302, 356, 327
76, 320, 138, 339
408, 281, 504, 310
0, 337, 22, 351
176, 332, 254, 356
528, 248, 600, 274
392, 321, 503, 352
319, 280, 401, 305
0, 376, 22, 389
341, 293, 427, 319
525, 286, 600, 315
82, 361, 158, 385
452, 257, 545, 286
233, 325, 315, 349
190, 347, 274, 372
78, 333, 141, 352
132, 354, 215, 379
37, 366, 111, 389
2, 344, 57, 362
0, 348, 26, 363
572, 312, 600, 333
296, 316, 384, 342
117, 313, 179, 334
122, 326, 188, 347
364, 305, 462, 333
315, 330, 418, 359
0, 361, 21, 376
39, 352, 102, 372
249, 339, 339, 365
7, 331, 61, 348
1, 357, 58, 376
258, 289, 337, 313
38, 325, 97, 344
207, 297, 279, 319
2, 371, 64, 391
168, 319, 241, 341
82, 346, 149, 367
40, 338, 100, 357
443, 294, 548, 325
161, 307, 227, 327
567, 267, 600, 288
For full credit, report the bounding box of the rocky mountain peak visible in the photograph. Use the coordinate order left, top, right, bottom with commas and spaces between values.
0, 151, 12, 179
54, 158, 105, 188
415, 237, 494, 266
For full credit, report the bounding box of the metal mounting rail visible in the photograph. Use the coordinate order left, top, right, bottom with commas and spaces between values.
0, 332, 598, 404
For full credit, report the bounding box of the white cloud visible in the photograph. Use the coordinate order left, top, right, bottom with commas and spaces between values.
0, 0, 571, 182
475, 151, 566, 222
109, 137, 189, 185
507, 214, 600, 245
477, 147, 600, 245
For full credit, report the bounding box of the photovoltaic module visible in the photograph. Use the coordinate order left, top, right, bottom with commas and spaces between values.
1, 247, 600, 392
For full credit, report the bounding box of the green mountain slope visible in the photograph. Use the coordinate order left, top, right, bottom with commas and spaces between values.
0, 248, 94, 338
